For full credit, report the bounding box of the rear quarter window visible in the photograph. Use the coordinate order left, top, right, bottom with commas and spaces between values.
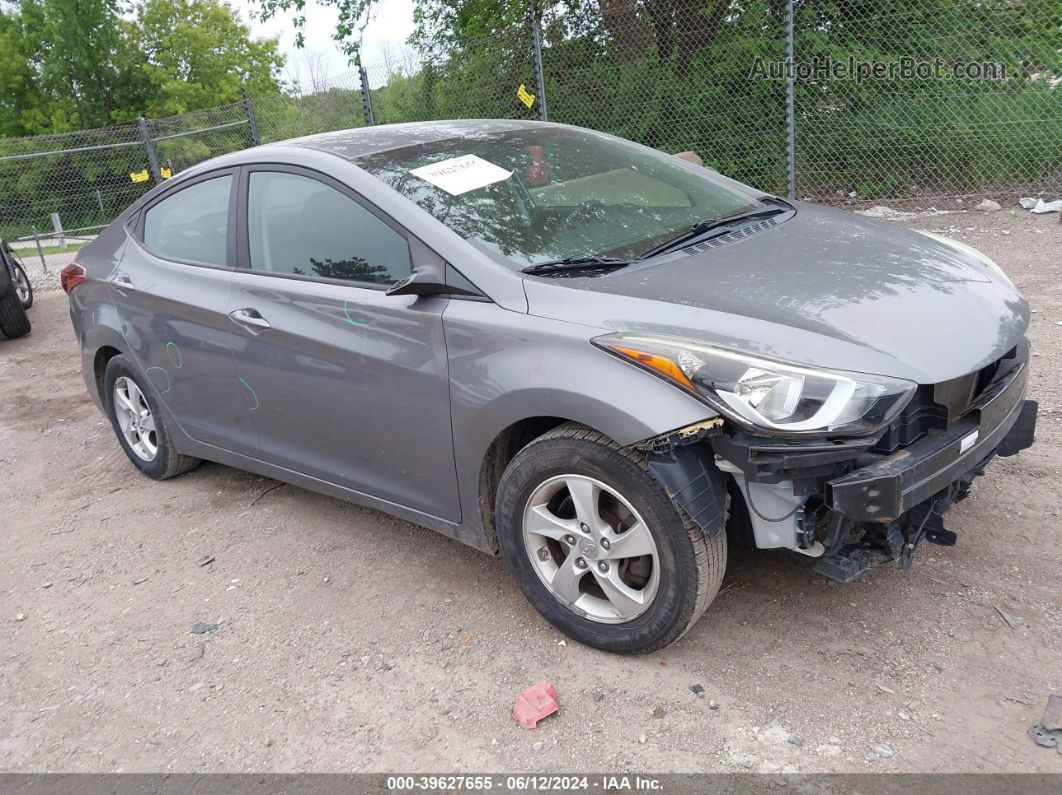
143, 175, 232, 266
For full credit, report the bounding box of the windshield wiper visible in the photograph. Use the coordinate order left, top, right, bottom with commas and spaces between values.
521, 255, 631, 275
638, 207, 787, 259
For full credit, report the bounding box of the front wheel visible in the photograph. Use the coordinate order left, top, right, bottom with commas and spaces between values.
496, 423, 726, 653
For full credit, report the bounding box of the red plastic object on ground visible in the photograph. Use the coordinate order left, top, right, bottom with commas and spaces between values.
512, 681, 559, 729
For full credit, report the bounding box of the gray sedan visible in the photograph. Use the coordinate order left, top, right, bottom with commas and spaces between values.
63, 120, 1036, 652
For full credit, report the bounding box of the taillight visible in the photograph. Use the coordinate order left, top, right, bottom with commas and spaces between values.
60, 262, 87, 294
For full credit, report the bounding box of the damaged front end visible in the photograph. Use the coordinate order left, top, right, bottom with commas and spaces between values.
643, 340, 1038, 582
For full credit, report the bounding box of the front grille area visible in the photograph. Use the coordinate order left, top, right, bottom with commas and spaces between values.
933, 352, 1011, 421
872, 387, 949, 453
871, 345, 1020, 455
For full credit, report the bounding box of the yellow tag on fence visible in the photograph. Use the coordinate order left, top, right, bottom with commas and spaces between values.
130, 169, 150, 183
517, 84, 536, 109
160, 167, 172, 179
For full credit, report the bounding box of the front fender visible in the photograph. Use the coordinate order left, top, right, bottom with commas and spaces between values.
444, 300, 717, 546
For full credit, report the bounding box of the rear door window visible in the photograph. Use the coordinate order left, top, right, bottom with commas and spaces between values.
246, 171, 411, 286
143, 175, 232, 266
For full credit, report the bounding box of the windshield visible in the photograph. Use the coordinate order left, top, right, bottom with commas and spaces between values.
352, 127, 763, 268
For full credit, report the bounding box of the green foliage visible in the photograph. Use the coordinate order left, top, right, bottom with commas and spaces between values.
11, 0, 150, 132
360, 0, 1059, 197
137, 0, 283, 116
253, 87, 367, 143
0, 0, 283, 135
0, 0, 284, 238
0, 13, 43, 136
2, 0, 1060, 239
789, 0, 1062, 196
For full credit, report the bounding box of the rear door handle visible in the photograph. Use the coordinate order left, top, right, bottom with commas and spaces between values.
111, 275, 136, 294
228, 308, 271, 330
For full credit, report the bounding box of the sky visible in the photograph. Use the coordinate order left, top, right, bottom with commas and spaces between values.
229, 0, 417, 89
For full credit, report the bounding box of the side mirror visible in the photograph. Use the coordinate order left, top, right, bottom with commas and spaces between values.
386, 269, 448, 297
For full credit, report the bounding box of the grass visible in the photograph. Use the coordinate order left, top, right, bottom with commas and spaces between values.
12, 241, 85, 258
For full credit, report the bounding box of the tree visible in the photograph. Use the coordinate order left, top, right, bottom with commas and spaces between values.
252, 0, 377, 58
0, 12, 42, 135
13, 0, 149, 130
0, 0, 284, 135
136, 0, 284, 116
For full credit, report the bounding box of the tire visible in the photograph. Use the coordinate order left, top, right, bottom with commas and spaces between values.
13, 262, 32, 309
496, 422, 726, 653
0, 282, 30, 339
103, 354, 201, 479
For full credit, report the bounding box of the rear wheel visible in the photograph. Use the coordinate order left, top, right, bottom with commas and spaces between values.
0, 282, 30, 338
103, 355, 200, 479
496, 423, 726, 653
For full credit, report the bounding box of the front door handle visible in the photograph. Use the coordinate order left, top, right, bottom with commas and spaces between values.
111, 275, 136, 294
228, 308, 271, 330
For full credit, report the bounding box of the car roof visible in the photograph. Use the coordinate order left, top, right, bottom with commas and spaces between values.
272, 119, 557, 160
136, 120, 577, 214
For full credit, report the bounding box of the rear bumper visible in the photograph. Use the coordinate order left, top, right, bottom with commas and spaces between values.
826, 360, 1035, 522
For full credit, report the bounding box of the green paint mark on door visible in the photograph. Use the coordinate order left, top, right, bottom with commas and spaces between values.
238, 377, 259, 411
144, 366, 172, 395
165, 341, 183, 369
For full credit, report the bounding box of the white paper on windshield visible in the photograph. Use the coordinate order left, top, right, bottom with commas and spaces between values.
410, 155, 512, 195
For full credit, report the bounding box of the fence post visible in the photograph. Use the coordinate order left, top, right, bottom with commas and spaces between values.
530, 2, 549, 122
96, 189, 105, 220
31, 227, 47, 272
50, 212, 65, 247
137, 116, 162, 184
358, 65, 376, 126
242, 88, 261, 146
784, 0, 796, 200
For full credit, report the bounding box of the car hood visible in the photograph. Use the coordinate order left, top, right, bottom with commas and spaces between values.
522, 202, 1029, 384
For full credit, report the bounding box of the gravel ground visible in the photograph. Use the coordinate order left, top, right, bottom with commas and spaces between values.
1, 206, 1060, 774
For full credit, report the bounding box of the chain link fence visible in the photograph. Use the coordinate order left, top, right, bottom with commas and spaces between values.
541, 0, 790, 195
790, 0, 1060, 203
3, 0, 1060, 273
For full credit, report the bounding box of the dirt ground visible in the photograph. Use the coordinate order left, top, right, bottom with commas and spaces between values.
1, 206, 1060, 774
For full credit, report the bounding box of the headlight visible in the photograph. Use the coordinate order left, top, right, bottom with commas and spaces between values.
595, 333, 916, 436
914, 229, 1014, 288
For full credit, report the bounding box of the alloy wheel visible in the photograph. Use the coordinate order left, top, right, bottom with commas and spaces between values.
14, 267, 30, 305
522, 474, 660, 623
113, 376, 158, 462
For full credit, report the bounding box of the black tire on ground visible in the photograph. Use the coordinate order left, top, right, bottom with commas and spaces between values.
13, 262, 32, 309
103, 354, 201, 480
0, 283, 30, 339
496, 422, 727, 653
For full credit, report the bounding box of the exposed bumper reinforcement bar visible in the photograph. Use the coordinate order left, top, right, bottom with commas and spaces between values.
826, 361, 1035, 523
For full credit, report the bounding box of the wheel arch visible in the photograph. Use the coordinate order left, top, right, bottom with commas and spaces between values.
93, 344, 124, 403
478, 416, 576, 553
459, 372, 720, 554
490, 417, 728, 652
